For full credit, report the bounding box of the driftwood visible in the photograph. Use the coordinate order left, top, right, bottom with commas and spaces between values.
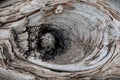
0, 0, 120, 80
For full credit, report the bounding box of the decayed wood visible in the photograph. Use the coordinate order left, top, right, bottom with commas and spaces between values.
0, 0, 120, 80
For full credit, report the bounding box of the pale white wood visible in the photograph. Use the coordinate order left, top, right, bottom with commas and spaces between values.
0, 0, 120, 80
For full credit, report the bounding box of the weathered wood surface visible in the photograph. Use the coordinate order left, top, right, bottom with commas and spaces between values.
0, 0, 120, 80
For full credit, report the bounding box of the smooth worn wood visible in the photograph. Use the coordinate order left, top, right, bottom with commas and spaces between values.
0, 0, 120, 80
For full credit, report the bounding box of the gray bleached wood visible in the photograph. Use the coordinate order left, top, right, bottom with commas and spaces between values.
0, 0, 120, 80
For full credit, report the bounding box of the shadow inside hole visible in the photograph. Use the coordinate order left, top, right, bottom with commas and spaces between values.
37, 24, 68, 61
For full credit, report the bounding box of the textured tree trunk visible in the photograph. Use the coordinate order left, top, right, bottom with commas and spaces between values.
0, 0, 120, 80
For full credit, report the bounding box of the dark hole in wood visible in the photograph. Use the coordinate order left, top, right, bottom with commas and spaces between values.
37, 24, 67, 61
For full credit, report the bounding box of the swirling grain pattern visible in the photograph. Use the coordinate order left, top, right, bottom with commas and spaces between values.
0, 0, 120, 80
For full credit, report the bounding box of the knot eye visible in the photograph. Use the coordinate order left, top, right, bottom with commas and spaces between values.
1, 1, 120, 79
37, 24, 67, 61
